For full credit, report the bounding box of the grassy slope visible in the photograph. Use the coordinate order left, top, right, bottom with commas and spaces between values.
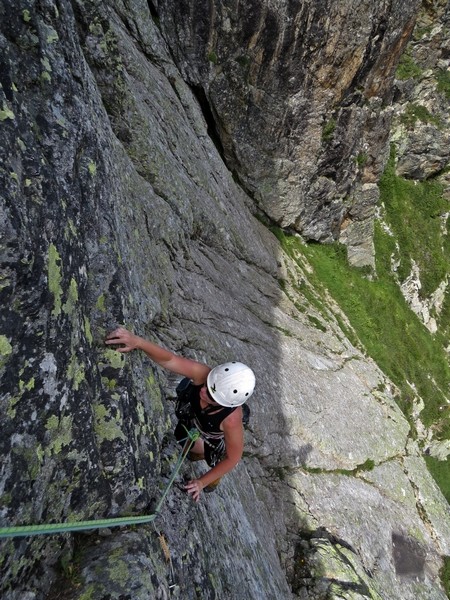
271, 154, 450, 504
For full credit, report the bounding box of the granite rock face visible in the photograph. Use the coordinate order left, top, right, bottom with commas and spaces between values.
155, 0, 421, 266
0, 1, 449, 599
393, 0, 450, 182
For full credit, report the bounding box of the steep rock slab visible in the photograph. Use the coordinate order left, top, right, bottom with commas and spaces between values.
252, 458, 449, 599
289, 471, 448, 599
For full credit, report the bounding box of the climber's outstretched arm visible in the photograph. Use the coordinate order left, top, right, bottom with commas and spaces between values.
105, 327, 210, 385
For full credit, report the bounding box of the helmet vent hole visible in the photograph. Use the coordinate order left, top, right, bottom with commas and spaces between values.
245, 393, 249, 396
225, 368, 229, 371
233, 389, 238, 394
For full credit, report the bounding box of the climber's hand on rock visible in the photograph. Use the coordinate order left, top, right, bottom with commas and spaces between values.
105, 327, 139, 352
184, 479, 204, 503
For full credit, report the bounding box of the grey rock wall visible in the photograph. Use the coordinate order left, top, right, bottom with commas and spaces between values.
155, 0, 421, 265
1, 1, 449, 599
393, 0, 450, 182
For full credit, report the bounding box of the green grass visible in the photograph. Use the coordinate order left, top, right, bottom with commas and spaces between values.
425, 456, 450, 503
396, 53, 423, 80
298, 238, 450, 433
437, 68, 450, 100
356, 152, 368, 167
400, 103, 442, 130
378, 148, 450, 298
439, 555, 450, 598
322, 118, 336, 142
207, 51, 218, 64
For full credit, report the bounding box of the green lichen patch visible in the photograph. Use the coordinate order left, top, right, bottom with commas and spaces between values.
46, 27, 59, 44
45, 414, 73, 455
0, 335, 12, 356
136, 400, 146, 425
78, 584, 96, 600
41, 57, 52, 72
48, 244, 63, 316
84, 316, 93, 344
95, 294, 106, 312
93, 404, 126, 442
101, 348, 125, 370
19, 377, 35, 392
63, 277, 79, 315
101, 376, 117, 390
40, 56, 52, 84
0, 335, 13, 368
108, 553, 130, 585
0, 274, 11, 292
145, 373, 163, 413
12, 445, 42, 479
46, 414, 60, 431
0, 104, 15, 121
7, 395, 20, 419
64, 219, 78, 240
67, 355, 85, 391
88, 160, 97, 176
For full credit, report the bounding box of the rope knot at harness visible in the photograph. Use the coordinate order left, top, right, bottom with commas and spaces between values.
0, 429, 200, 539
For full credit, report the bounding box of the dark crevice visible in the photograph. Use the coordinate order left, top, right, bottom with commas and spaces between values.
341, 16, 389, 105
147, 1, 159, 23
190, 85, 225, 160
186, 88, 271, 221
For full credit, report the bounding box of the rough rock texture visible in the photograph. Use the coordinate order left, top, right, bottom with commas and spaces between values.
155, 0, 421, 267
393, 0, 450, 181
1, 1, 449, 600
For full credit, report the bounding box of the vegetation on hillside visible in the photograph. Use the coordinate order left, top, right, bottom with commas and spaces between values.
378, 149, 450, 300
270, 151, 450, 508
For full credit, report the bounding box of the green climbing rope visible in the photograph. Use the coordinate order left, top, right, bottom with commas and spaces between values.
0, 429, 200, 539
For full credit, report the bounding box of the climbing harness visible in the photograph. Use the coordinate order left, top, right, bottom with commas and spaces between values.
0, 428, 200, 539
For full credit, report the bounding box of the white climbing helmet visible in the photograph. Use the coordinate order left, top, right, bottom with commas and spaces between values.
207, 362, 256, 407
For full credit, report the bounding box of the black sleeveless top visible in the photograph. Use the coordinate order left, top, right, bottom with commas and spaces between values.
190, 384, 237, 443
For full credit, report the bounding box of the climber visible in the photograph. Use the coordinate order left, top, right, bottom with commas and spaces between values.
105, 327, 255, 502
